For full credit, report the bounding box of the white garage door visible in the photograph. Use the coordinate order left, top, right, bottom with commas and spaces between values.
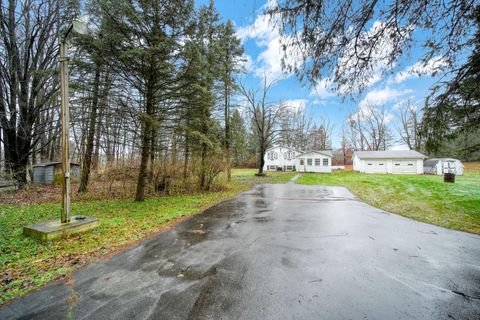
392, 160, 417, 174
365, 160, 387, 173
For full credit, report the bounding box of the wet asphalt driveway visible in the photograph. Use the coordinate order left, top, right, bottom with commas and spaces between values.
1, 183, 480, 320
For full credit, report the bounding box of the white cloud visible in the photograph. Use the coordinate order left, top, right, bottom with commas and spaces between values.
354, 87, 414, 125
309, 78, 336, 107
236, 10, 301, 82
359, 87, 413, 109
238, 54, 254, 73
282, 99, 307, 112
310, 78, 336, 98
393, 56, 448, 83
336, 21, 410, 94
351, 103, 395, 125
391, 96, 417, 111
236, 13, 275, 44
311, 99, 327, 106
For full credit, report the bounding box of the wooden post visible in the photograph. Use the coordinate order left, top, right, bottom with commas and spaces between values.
60, 41, 71, 223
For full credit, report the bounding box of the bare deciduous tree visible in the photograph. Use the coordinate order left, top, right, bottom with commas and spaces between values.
278, 106, 312, 151
239, 76, 283, 175
309, 118, 333, 150
347, 103, 393, 151
0, 0, 71, 186
396, 100, 422, 151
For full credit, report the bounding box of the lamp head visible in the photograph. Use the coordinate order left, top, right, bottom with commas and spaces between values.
72, 18, 89, 35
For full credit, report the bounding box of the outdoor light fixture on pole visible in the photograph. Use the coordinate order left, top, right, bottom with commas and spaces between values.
60, 18, 89, 223
23, 18, 99, 240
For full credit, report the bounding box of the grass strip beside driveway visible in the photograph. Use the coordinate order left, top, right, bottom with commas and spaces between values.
0, 188, 246, 305
0, 168, 294, 305
296, 170, 480, 234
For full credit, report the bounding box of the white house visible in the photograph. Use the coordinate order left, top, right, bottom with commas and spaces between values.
263, 146, 333, 173
296, 151, 332, 173
424, 158, 464, 175
263, 146, 301, 171
352, 150, 427, 174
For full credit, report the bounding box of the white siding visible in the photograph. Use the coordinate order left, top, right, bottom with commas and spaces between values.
416, 159, 424, 174
428, 159, 464, 175
364, 160, 387, 173
353, 155, 424, 174
263, 146, 298, 171
391, 159, 417, 174
296, 152, 332, 173
352, 155, 365, 172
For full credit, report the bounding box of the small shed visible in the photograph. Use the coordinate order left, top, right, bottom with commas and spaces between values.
424, 158, 464, 175
32, 162, 80, 184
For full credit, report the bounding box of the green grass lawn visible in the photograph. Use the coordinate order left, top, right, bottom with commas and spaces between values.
0, 189, 249, 305
230, 168, 296, 184
296, 170, 480, 234
0, 168, 293, 305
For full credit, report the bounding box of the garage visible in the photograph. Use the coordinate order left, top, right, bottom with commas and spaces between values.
392, 160, 417, 174
352, 150, 426, 174
364, 160, 387, 173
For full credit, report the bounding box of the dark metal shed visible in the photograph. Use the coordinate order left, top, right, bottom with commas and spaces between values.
32, 162, 80, 184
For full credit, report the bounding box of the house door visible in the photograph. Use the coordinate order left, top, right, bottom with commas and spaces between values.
299, 158, 306, 172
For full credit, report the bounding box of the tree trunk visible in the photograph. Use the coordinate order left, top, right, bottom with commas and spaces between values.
148, 127, 156, 184
183, 128, 190, 188
258, 143, 265, 174
224, 82, 231, 181
135, 83, 155, 201
78, 64, 101, 193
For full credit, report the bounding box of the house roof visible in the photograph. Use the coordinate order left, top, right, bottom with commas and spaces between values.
298, 150, 333, 158
353, 150, 427, 159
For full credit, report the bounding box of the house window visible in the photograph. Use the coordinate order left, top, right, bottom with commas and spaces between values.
408, 163, 414, 166
307, 159, 312, 166
300, 159, 304, 165
267, 152, 278, 160
395, 163, 400, 166
315, 159, 320, 166
323, 159, 328, 166
379, 163, 384, 166
367, 163, 372, 166
284, 151, 295, 160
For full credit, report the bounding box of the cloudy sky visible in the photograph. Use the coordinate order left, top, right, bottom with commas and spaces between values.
199, 0, 447, 148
